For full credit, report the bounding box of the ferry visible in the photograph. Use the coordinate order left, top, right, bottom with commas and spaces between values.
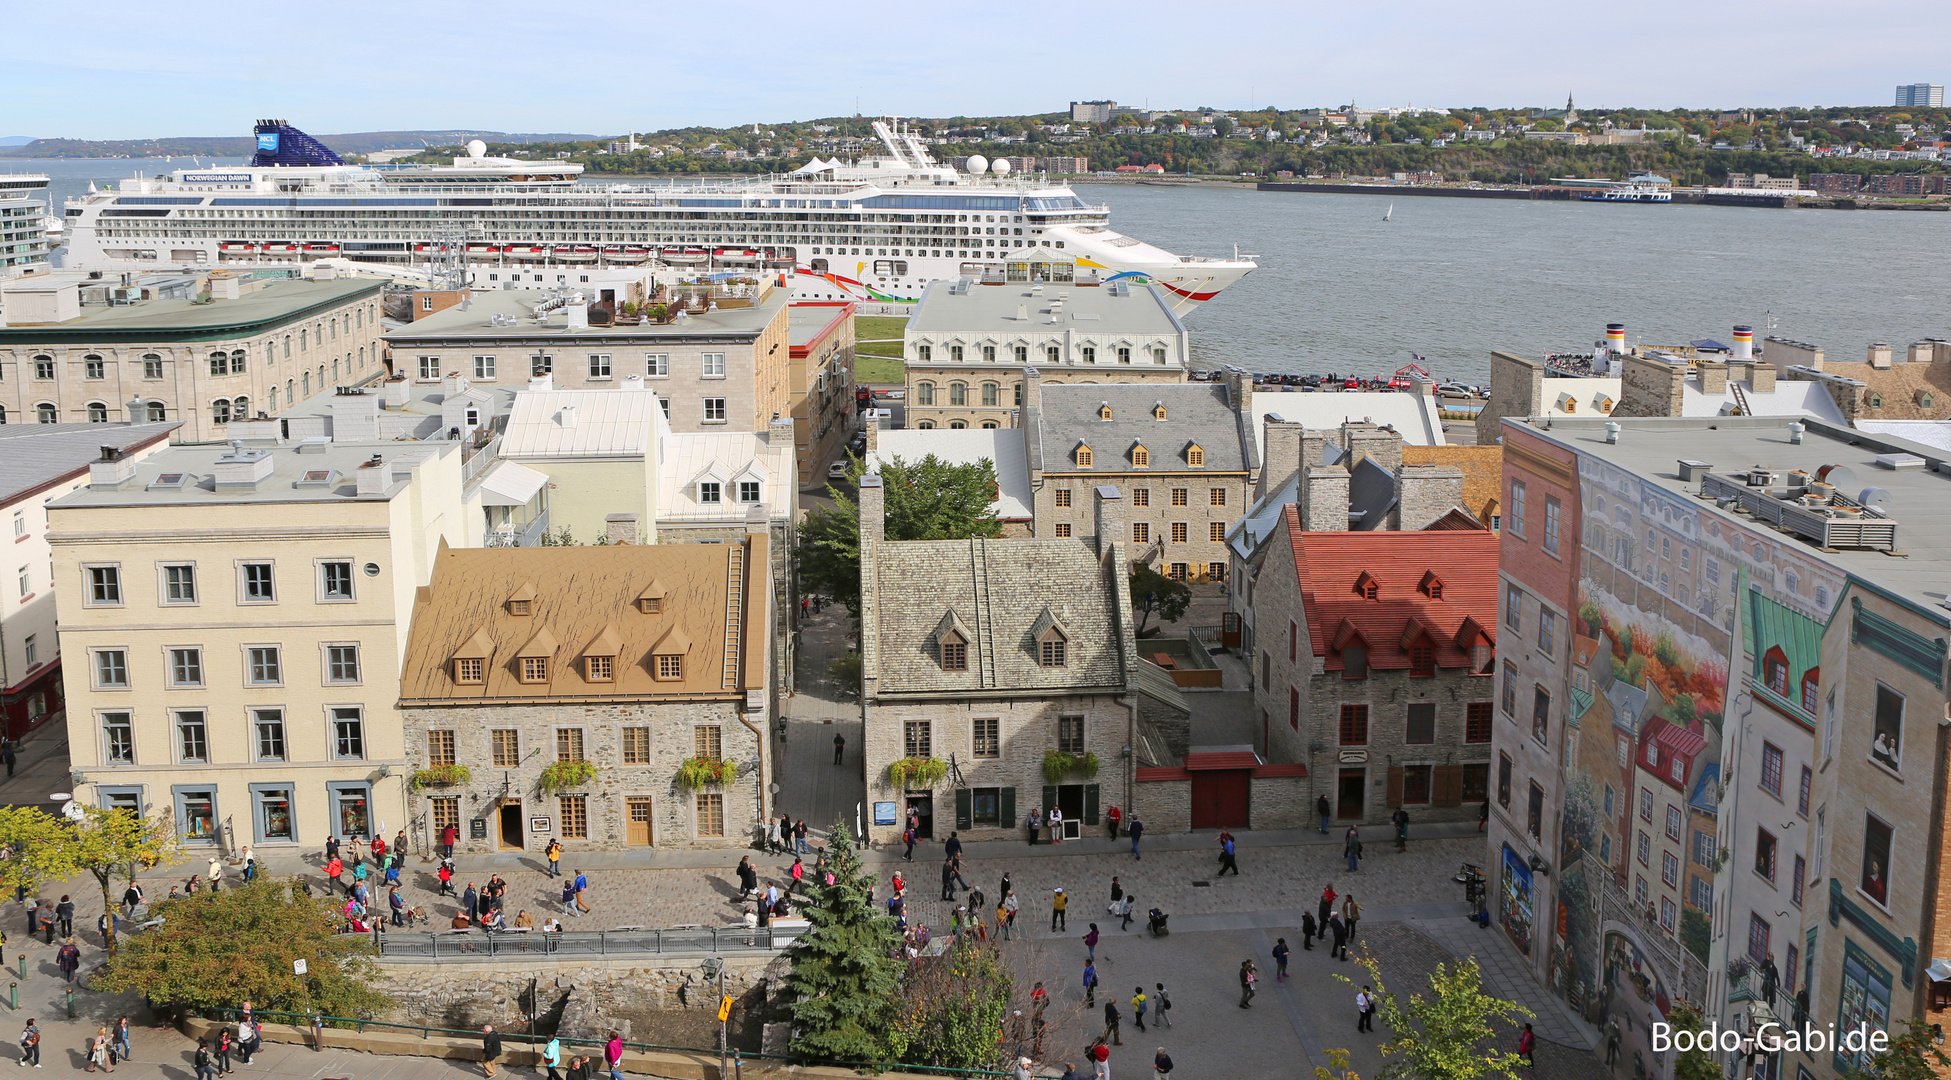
1577, 182, 1672, 204
59, 119, 1257, 311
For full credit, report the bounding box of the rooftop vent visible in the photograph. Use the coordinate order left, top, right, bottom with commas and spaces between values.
213, 447, 276, 492
1700, 471, 1898, 551
1676, 459, 1713, 483
1874, 453, 1925, 470
146, 472, 191, 491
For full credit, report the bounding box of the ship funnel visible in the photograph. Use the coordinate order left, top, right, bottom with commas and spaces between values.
1732, 325, 1753, 361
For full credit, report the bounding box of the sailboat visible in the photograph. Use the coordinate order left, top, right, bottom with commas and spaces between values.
1383, 203, 1394, 222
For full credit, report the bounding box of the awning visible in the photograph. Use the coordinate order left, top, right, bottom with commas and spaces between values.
479, 461, 549, 507
1928, 959, 1951, 983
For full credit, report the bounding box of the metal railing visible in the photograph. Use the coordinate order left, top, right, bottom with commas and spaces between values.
375, 925, 800, 961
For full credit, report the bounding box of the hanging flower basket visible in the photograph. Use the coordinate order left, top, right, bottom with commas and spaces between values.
538, 760, 597, 794
887, 757, 948, 789
1041, 751, 1101, 785
676, 756, 741, 791
408, 764, 473, 791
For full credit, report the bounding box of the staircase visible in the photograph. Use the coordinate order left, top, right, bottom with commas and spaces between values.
1729, 380, 1751, 416
721, 543, 745, 689
971, 538, 997, 686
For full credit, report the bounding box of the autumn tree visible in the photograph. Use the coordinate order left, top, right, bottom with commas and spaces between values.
0, 804, 182, 957
1341, 953, 1531, 1080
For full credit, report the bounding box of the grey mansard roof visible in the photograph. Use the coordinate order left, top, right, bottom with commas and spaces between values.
1032, 382, 1255, 474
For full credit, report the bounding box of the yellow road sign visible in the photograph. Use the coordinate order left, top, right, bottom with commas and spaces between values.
718, 996, 734, 1022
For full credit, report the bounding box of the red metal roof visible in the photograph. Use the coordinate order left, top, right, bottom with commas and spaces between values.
1251, 763, 1309, 778
1135, 767, 1192, 782
1651, 718, 1708, 758
1184, 751, 1264, 771
1282, 506, 1501, 674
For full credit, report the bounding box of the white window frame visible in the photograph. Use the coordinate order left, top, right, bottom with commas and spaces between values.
92, 647, 132, 691
159, 561, 199, 606
252, 707, 288, 763
83, 563, 124, 607
703, 398, 727, 424
321, 642, 363, 686
587, 353, 612, 380
645, 353, 669, 377
315, 558, 356, 604
416, 355, 440, 381
237, 560, 277, 605
166, 645, 205, 688
473, 354, 497, 380
329, 704, 366, 761
701, 352, 727, 379
244, 644, 284, 687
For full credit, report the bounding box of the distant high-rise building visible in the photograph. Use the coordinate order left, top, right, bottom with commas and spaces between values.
1895, 82, 1943, 107
1070, 100, 1116, 124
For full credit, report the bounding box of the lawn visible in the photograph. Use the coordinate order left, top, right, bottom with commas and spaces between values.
854, 354, 906, 385
853, 315, 908, 342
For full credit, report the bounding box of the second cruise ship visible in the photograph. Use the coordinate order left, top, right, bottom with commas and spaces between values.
60, 120, 1256, 311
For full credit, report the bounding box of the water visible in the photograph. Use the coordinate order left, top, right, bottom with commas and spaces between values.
14, 161, 1948, 385
1085, 183, 1951, 384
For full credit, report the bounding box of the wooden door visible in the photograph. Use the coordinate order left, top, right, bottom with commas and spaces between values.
625, 797, 653, 846
1190, 771, 1250, 829
1337, 768, 1366, 820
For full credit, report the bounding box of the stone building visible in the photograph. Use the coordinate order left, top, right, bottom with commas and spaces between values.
858, 477, 1175, 845
1026, 374, 1257, 591
1247, 512, 1499, 825
903, 271, 1188, 430
1775, 337, 1951, 424
787, 302, 857, 485
383, 287, 790, 435
0, 272, 384, 442
397, 535, 775, 854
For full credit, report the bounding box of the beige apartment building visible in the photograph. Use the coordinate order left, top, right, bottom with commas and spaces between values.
0, 272, 384, 442
787, 302, 857, 484
383, 288, 789, 435
904, 272, 1188, 430
51, 438, 467, 851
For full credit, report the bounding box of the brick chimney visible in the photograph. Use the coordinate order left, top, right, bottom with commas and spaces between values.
1299, 464, 1350, 532
1342, 423, 1402, 475
1091, 484, 1124, 559
1696, 359, 1728, 394
1750, 363, 1777, 392
857, 473, 885, 704
1615, 352, 1686, 418
1868, 343, 1893, 370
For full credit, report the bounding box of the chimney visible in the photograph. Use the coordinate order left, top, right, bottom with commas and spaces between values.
746, 502, 770, 535
622, 373, 645, 390
1750, 363, 1777, 392
384, 375, 410, 409
212, 446, 276, 492
1615, 352, 1685, 418
209, 274, 241, 301
1731, 325, 1753, 361
124, 396, 146, 424
1258, 416, 1304, 502
313, 265, 337, 281
1908, 341, 1935, 365
330, 391, 380, 442
1223, 366, 1252, 414
605, 513, 640, 545
355, 454, 391, 496
1605, 322, 1627, 358
528, 375, 553, 392
88, 445, 138, 490
857, 473, 884, 710
1298, 464, 1350, 532
556, 405, 578, 428
864, 420, 879, 453
443, 371, 470, 397
1091, 484, 1123, 557
858, 473, 885, 545
1392, 464, 1464, 531
1868, 342, 1893, 369
1020, 366, 1042, 411
1476, 350, 1543, 445
566, 303, 589, 330
1407, 374, 1435, 398
1761, 335, 1823, 371
1697, 359, 1727, 394
1342, 424, 1402, 475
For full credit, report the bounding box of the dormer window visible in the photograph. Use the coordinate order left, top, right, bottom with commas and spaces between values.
513, 624, 557, 684
507, 582, 537, 616
1098, 403, 1114, 421
1420, 571, 1444, 599
509, 600, 532, 615
1039, 630, 1068, 667
1185, 444, 1205, 467
1075, 443, 1094, 467
655, 654, 683, 680
1130, 443, 1150, 467
650, 623, 691, 681
636, 580, 667, 614
941, 631, 968, 671
1341, 643, 1368, 679
698, 481, 722, 504
519, 657, 548, 683
586, 656, 613, 681
451, 627, 494, 685
1153, 402, 1168, 420
454, 658, 484, 683
583, 624, 622, 683
1355, 571, 1380, 600
1409, 636, 1436, 678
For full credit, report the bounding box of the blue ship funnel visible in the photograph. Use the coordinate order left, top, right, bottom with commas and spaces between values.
252, 120, 344, 167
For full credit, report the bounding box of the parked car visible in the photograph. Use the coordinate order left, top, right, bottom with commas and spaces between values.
827, 460, 851, 480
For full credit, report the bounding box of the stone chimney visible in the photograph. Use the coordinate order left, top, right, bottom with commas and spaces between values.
124, 397, 146, 424
1258, 416, 1304, 502
1908, 341, 1936, 365
1868, 343, 1893, 370
1476, 350, 1543, 444
1298, 464, 1350, 532
864, 420, 879, 452
857, 474, 884, 704
605, 513, 640, 545
1091, 484, 1123, 558
858, 473, 885, 546
1697, 359, 1728, 394
1222, 367, 1252, 415
443, 371, 471, 397
1750, 363, 1777, 392
1615, 352, 1686, 418
88, 445, 138, 490
1762, 336, 1823, 371
1392, 464, 1464, 531
209, 273, 241, 301
354, 454, 391, 496
1342, 424, 1402, 475
384, 375, 410, 408
1020, 366, 1042, 411
331, 390, 380, 442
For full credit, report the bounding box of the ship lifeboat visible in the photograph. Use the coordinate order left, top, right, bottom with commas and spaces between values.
219, 241, 254, 253
264, 243, 298, 255
507, 244, 544, 259
305, 242, 341, 254
412, 243, 431, 254
713, 248, 761, 264
609, 246, 649, 263
556, 245, 599, 263
763, 251, 795, 269
466, 243, 502, 258
661, 247, 708, 264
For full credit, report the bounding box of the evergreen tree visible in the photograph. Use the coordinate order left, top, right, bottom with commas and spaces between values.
786, 821, 905, 1065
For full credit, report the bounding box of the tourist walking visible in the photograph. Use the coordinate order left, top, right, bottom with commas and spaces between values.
541, 1038, 563, 1080
56, 941, 80, 983
561, 880, 578, 918
1342, 894, 1363, 942
949, 854, 970, 894
1356, 986, 1376, 1032
17, 1019, 40, 1067
1118, 894, 1135, 932
736, 856, 757, 900
605, 1031, 625, 1080
833, 733, 845, 765
795, 819, 809, 854
1391, 808, 1410, 852
0, 744, 13, 779
1052, 887, 1069, 931
1153, 1048, 1173, 1079
1131, 987, 1148, 1032
1317, 793, 1332, 833
192, 1041, 213, 1080
54, 897, 74, 939
1344, 827, 1363, 871
212, 1030, 230, 1076
1238, 960, 1257, 1008
1102, 1000, 1122, 1047
1084, 924, 1100, 962
1106, 805, 1122, 840
114, 1019, 131, 1064
441, 824, 459, 858
479, 1025, 502, 1078
1083, 959, 1098, 1006
1328, 914, 1349, 961
1317, 884, 1337, 941
1153, 984, 1171, 1028
1518, 1024, 1536, 1067
1217, 832, 1239, 876
1301, 911, 1317, 948
1129, 815, 1145, 860
573, 870, 589, 914
1272, 937, 1290, 981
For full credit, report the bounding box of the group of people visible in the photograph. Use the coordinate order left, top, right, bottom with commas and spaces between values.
766, 814, 811, 856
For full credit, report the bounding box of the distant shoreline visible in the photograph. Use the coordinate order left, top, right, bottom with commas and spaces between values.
1255, 180, 1949, 211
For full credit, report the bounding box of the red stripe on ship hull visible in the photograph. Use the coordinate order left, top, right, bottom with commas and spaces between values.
1156, 280, 1221, 301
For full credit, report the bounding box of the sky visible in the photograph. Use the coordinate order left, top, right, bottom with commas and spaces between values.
8, 0, 1949, 140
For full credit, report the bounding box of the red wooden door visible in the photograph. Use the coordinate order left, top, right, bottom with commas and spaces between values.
1190, 770, 1251, 829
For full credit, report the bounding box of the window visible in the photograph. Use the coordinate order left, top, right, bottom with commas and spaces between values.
1401, 702, 1436, 744
143, 354, 164, 379
696, 793, 725, 836
701, 353, 726, 378
1170, 487, 1189, 507
1663, 851, 1679, 887
1792, 855, 1807, 907
1082, 347, 1096, 364
241, 562, 275, 602
656, 654, 683, 680
1543, 496, 1561, 556
738, 480, 761, 503
1401, 765, 1433, 804
1052, 489, 1072, 509
1170, 522, 1187, 544
1861, 812, 1892, 907
326, 645, 361, 684
949, 382, 967, 405
491, 730, 520, 768
610, 726, 648, 764
95, 649, 129, 688
698, 482, 721, 504
1341, 643, 1367, 679
102, 712, 134, 764
531, 353, 553, 376
1505, 584, 1522, 631
1871, 684, 1903, 771
1640, 787, 1654, 821
940, 632, 968, 671
1528, 782, 1544, 839
1075, 444, 1093, 467
1131, 488, 1150, 508
704, 398, 726, 422
1058, 715, 1085, 754
170, 647, 204, 687
1045, 345, 1060, 364
1039, 632, 1067, 667
1054, 523, 1071, 538
210, 352, 229, 377
1760, 742, 1784, 797
1801, 668, 1820, 713
163, 563, 197, 603
973, 716, 1000, 758
559, 796, 589, 839
1531, 687, 1550, 746
1635, 876, 1648, 905
415, 355, 440, 380
1497, 752, 1512, 807
1289, 688, 1300, 731
1747, 913, 1771, 965
1692, 829, 1715, 867
1666, 805, 1683, 840
644, 353, 668, 377
982, 382, 999, 406
332, 707, 365, 759
1501, 661, 1518, 716
1755, 827, 1777, 881
1763, 647, 1790, 696
212, 398, 232, 425
1410, 637, 1436, 678
319, 561, 354, 600
1538, 609, 1555, 657
1798, 766, 1812, 816
1339, 703, 1369, 745
35, 403, 55, 424
473, 354, 497, 380
247, 646, 282, 685
586, 654, 614, 681
916, 382, 934, 405
1207, 561, 1227, 582
1131, 522, 1150, 543
88, 565, 122, 605
1461, 762, 1489, 803
904, 719, 933, 759
427, 729, 456, 767
254, 710, 286, 762
1509, 481, 1526, 537
454, 657, 484, 683
177, 711, 209, 763
1637, 831, 1651, 866
555, 728, 586, 763
519, 656, 549, 683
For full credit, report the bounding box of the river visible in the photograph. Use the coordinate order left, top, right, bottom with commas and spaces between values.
11, 160, 1948, 386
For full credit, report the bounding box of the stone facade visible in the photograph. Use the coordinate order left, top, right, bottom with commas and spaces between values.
401, 699, 765, 854
379, 952, 788, 1034
1131, 778, 1191, 834
907, 363, 1184, 430
1476, 350, 1543, 444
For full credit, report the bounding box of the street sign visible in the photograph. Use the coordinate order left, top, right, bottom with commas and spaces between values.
293, 959, 308, 975
717, 995, 734, 1022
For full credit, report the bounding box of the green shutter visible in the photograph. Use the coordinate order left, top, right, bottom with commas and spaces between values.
1084, 784, 1100, 826
955, 788, 973, 831
1042, 785, 1057, 815
999, 787, 1016, 829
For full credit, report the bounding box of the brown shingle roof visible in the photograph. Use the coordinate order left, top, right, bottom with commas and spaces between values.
1818, 361, 1951, 421
400, 545, 751, 702
1402, 444, 1504, 526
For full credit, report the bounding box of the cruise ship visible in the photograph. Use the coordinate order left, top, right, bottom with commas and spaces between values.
60, 120, 1256, 311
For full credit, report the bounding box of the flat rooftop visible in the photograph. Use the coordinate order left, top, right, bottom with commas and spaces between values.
788, 303, 852, 349
385, 288, 786, 343
1510, 415, 1951, 624
0, 278, 378, 341
907, 279, 1183, 336
0, 422, 181, 503
49, 439, 459, 508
